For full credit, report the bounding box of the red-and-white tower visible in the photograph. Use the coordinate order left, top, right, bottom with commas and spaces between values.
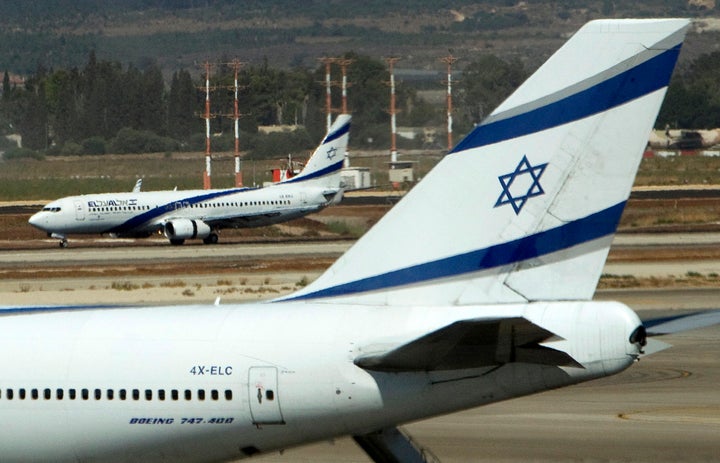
318, 57, 338, 132
385, 57, 400, 163
441, 54, 459, 152
230, 59, 245, 187
202, 61, 213, 189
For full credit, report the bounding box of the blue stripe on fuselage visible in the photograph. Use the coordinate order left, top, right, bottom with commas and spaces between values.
283, 202, 626, 301
451, 45, 682, 153
0, 304, 133, 316
108, 188, 252, 234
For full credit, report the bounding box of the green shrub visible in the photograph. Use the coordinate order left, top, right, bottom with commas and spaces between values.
110, 127, 179, 154
59, 141, 83, 155
81, 136, 107, 155
2, 147, 44, 160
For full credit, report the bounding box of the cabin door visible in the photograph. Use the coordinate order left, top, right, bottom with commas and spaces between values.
74, 200, 85, 221
248, 367, 284, 425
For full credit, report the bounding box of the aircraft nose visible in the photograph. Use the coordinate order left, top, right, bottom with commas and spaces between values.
28, 212, 46, 230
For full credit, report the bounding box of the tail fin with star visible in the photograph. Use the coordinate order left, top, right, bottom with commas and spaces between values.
278, 114, 350, 189
279, 19, 689, 306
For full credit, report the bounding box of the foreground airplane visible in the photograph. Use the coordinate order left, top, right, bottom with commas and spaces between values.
28, 114, 351, 246
2, 19, 712, 463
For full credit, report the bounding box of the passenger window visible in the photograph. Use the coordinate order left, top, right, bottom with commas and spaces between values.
69, 389, 76, 400
132, 389, 139, 400
107, 389, 114, 400
31, 389, 38, 400
119, 389, 127, 400
6, 389, 13, 400
94, 389, 101, 400
56, 388, 64, 400
198, 389, 205, 401
225, 389, 232, 401
145, 389, 152, 400
19, 388, 26, 400
184, 389, 191, 400
44, 388, 51, 400
171, 389, 179, 401
158, 389, 165, 401
81, 389, 89, 400
211, 390, 219, 401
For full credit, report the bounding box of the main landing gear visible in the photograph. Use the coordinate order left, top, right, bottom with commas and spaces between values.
203, 232, 219, 245
353, 427, 440, 463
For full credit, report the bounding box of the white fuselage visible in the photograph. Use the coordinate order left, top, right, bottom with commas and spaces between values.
0, 301, 641, 462
28, 183, 335, 238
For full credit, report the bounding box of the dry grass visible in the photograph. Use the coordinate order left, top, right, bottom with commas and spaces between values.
599, 272, 720, 289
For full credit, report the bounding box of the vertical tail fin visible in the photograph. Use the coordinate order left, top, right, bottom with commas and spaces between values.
281, 19, 689, 306
280, 114, 350, 188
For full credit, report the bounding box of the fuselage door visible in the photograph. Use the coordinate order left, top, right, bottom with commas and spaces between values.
248, 366, 285, 425
74, 200, 85, 221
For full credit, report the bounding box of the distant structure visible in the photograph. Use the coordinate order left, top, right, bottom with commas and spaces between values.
440, 54, 459, 152
227, 59, 245, 187
318, 57, 339, 132
337, 58, 354, 115
197, 59, 247, 189
385, 57, 400, 164
385, 57, 415, 187
200, 61, 214, 190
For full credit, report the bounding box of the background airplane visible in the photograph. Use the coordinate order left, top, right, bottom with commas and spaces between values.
2, 18, 712, 463
28, 114, 350, 247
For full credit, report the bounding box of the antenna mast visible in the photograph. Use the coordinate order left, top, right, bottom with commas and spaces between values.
385, 57, 400, 163
202, 61, 213, 189
318, 57, 338, 132
229, 59, 245, 187
440, 54, 459, 152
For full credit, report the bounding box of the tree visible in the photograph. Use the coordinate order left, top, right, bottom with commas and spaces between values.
140, 64, 166, 135
458, 54, 528, 126
167, 69, 198, 140
16, 81, 48, 150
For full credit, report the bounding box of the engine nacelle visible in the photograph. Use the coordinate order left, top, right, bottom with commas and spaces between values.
163, 219, 211, 241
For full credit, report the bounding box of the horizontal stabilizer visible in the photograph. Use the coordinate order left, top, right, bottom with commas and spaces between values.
641, 338, 673, 357
354, 317, 581, 372
644, 310, 720, 336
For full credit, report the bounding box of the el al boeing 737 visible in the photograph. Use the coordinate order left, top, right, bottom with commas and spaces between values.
28, 114, 351, 247
3, 18, 716, 463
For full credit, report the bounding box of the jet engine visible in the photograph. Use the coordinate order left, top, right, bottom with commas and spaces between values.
163, 219, 211, 244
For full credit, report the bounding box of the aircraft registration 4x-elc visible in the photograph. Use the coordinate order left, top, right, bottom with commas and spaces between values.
4, 17, 718, 463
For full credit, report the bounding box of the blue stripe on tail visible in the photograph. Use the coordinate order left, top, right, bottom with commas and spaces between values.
452, 45, 682, 153
283, 202, 626, 301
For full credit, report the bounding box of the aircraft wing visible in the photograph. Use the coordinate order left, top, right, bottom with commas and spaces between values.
204, 213, 283, 228
638, 309, 720, 356
354, 317, 581, 372
643, 309, 720, 336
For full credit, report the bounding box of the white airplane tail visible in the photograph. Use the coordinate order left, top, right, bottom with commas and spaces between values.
281, 19, 689, 306
279, 114, 350, 189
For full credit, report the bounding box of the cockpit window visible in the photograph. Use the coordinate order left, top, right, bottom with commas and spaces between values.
42, 207, 61, 213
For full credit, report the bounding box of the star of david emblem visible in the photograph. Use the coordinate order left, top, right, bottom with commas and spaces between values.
494, 155, 548, 214
326, 146, 338, 160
